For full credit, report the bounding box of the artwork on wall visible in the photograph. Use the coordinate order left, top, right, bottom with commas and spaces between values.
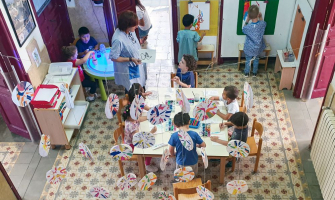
241, 1, 267, 29
2, 0, 36, 47
188, 2, 210, 31
31, 0, 51, 16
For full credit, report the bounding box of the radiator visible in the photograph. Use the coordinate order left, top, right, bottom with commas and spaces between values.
311, 109, 335, 200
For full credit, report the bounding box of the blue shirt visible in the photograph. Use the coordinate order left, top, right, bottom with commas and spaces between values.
176, 68, 195, 88
242, 21, 266, 56
168, 130, 204, 166
231, 126, 248, 143
177, 30, 201, 62
76, 36, 98, 56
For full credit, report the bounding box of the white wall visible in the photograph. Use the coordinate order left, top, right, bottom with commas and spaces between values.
308, 0, 316, 8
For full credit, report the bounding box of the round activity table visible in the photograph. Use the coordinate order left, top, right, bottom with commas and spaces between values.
83, 48, 114, 101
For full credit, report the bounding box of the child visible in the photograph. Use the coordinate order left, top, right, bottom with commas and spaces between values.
243, 5, 266, 77
177, 14, 206, 62
76, 27, 99, 58
62, 46, 97, 102
122, 104, 158, 172
172, 54, 197, 88
209, 86, 239, 120
128, 83, 151, 111
168, 112, 206, 175
135, 0, 152, 44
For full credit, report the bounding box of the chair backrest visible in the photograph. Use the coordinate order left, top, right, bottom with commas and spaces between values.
171, 73, 176, 88
251, 118, 263, 138
239, 92, 246, 113
117, 94, 129, 125
173, 179, 211, 199
113, 123, 124, 144
170, 72, 198, 88
70, 38, 80, 46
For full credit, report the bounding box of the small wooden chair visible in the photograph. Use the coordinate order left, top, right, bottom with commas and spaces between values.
171, 72, 198, 88
173, 178, 211, 200
240, 93, 247, 113
247, 118, 264, 172
70, 38, 80, 46
116, 94, 129, 126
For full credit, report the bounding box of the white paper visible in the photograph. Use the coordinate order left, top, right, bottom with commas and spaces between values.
34, 88, 58, 101
149, 124, 164, 134
65, 105, 86, 125
188, 2, 210, 30
203, 90, 219, 97
32, 48, 41, 67
212, 135, 227, 146
242, 1, 267, 29
139, 49, 156, 63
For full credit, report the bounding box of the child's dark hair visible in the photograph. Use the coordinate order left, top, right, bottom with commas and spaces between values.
230, 112, 249, 127
183, 54, 197, 71
78, 27, 90, 36
182, 14, 194, 27
224, 86, 239, 100
135, 0, 145, 11
128, 83, 145, 103
61, 46, 77, 60
122, 104, 131, 121
248, 5, 259, 19
173, 112, 190, 127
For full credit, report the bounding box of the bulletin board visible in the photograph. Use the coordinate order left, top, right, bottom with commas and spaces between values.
290, 6, 306, 59
237, 0, 279, 35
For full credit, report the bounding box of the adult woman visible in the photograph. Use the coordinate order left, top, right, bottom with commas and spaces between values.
135, 0, 152, 44
109, 11, 146, 92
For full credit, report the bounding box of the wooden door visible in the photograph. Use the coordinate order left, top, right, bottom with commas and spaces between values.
113, 0, 136, 15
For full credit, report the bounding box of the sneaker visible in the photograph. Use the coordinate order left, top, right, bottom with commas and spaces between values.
253, 73, 257, 77
244, 73, 249, 77
225, 161, 233, 168
145, 165, 158, 172
86, 95, 96, 102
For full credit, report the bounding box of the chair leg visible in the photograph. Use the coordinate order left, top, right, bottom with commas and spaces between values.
118, 160, 125, 176
254, 153, 261, 173
231, 158, 236, 172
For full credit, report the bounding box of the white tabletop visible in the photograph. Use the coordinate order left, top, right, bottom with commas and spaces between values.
276, 50, 297, 68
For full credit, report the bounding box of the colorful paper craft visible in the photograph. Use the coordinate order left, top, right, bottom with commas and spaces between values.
178, 130, 194, 151
46, 166, 67, 184
244, 82, 254, 111
196, 185, 215, 200
158, 191, 176, 200
181, 91, 190, 113
11, 81, 34, 107
105, 93, 119, 119
176, 89, 184, 106
79, 142, 94, 161
89, 186, 110, 198
193, 100, 218, 121
174, 167, 195, 182
110, 144, 133, 161
117, 173, 137, 191
130, 95, 145, 120
201, 147, 208, 169
137, 172, 157, 190
227, 180, 248, 194
60, 84, 74, 109
227, 140, 250, 158
147, 104, 172, 125
39, 134, 50, 157
132, 131, 156, 149
160, 148, 170, 171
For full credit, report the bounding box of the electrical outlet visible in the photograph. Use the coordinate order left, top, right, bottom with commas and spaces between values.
66, 0, 75, 8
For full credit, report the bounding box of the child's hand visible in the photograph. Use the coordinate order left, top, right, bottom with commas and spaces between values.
187, 85, 191, 88
201, 32, 206, 37
172, 76, 181, 84
84, 49, 89, 54
143, 91, 152, 96
219, 122, 226, 130
88, 51, 95, 55
132, 58, 142, 65
210, 136, 219, 142
150, 126, 157, 134
258, 12, 262, 18
209, 96, 215, 100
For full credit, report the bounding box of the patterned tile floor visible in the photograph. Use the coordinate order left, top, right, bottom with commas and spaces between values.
0, 142, 25, 174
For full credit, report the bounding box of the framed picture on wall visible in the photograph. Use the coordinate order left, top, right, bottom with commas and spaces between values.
2, 0, 36, 47
31, 0, 51, 16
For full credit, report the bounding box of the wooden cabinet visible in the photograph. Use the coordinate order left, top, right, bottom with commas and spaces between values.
275, 50, 297, 90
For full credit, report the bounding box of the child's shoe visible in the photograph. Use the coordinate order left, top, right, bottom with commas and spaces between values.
145, 165, 158, 172
225, 161, 233, 168
253, 73, 257, 77
86, 95, 96, 102
244, 73, 249, 77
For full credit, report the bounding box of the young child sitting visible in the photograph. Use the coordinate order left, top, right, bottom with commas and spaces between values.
76, 27, 99, 58
122, 104, 158, 172
177, 14, 205, 62
243, 5, 266, 77
61, 46, 97, 102
168, 112, 206, 175
209, 86, 239, 120
172, 54, 197, 88
128, 83, 152, 111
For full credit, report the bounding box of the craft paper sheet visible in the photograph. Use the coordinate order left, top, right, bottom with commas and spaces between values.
11, 81, 34, 107
160, 148, 170, 171
178, 130, 194, 151
130, 95, 145, 120
79, 142, 94, 161
174, 166, 195, 182
139, 49, 156, 63
227, 140, 250, 158
201, 147, 208, 169
227, 180, 248, 194
181, 90, 190, 113
137, 172, 157, 190
46, 166, 67, 184
242, 1, 267, 29
193, 100, 218, 121
132, 131, 156, 149
117, 173, 137, 191
196, 185, 215, 200
243, 82, 254, 110
60, 84, 74, 109
188, 2, 210, 30
89, 186, 110, 198
39, 134, 50, 157
147, 104, 172, 125
158, 191, 176, 200
176, 89, 183, 106
105, 93, 119, 119
110, 144, 133, 161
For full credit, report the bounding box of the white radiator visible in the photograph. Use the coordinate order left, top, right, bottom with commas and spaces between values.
311, 109, 335, 200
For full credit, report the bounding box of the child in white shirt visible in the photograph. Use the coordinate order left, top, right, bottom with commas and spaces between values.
209, 86, 239, 120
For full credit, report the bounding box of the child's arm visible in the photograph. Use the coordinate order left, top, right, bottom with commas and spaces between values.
209, 96, 220, 100
78, 50, 88, 58
139, 18, 145, 26
172, 76, 190, 88
94, 44, 99, 50
168, 145, 175, 156
210, 136, 228, 146
199, 32, 206, 42
138, 116, 147, 122
219, 122, 233, 129
75, 51, 94, 66
258, 12, 263, 21
216, 110, 232, 120
144, 105, 150, 111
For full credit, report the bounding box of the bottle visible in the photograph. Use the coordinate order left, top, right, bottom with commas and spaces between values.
100, 44, 106, 54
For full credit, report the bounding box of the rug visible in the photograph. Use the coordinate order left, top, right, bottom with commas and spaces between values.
0, 142, 25, 174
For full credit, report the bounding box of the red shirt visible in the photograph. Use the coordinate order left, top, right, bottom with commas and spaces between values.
68, 59, 85, 82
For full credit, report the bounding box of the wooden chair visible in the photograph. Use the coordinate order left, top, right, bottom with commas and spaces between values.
70, 38, 80, 46
247, 118, 264, 172
239, 93, 246, 113
116, 94, 129, 126
173, 178, 211, 200
171, 72, 198, 88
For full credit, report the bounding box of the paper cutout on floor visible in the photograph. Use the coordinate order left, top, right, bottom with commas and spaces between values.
79, 142, 94, 161
89, 186, 110, 198
227, 180, 248, 194
176, 89, 184, 106
201, 147, 208, 169
174, 166, 195, 182
60, 84, 74, 109
227, 140, 250, 158
160, 148, 170, 171
137, 172, 157, 190
147, 104, 172, 125
105, 93, 119, 119
193, 100, 218, 121
178, 130, 194, 151
110, 144, 133, 161
39, 134, 50, 157
130, 95, 145, 120
117, 173, 137, 191
11, 81, 34, 107
196, 185, 215, 200
132, 131, 156, 149
244, 82, 254, 111
158, 191, 176, 200
46, 166, 67, 184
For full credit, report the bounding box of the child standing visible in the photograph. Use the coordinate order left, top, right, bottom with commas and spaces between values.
172, 55, 197, 88
168, 112, 206, 175
243, 5, 266, 77
135, 0, 152, 44
177, 14, 205, 62
76, 27, 99, 58
209, 86, 239, 120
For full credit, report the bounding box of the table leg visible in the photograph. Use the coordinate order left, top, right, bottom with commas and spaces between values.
238, 51, 241, 71
265, 51, 270, 71
90, 76, 95, 82
98, 79, 107, 101
220, 157, 226, 184
137, 154, 146, 178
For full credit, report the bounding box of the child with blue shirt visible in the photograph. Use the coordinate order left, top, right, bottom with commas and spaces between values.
76, 27, 99, 58
168, 112, 206, 175
172, 55, 197, 88
243, 5, 266, 77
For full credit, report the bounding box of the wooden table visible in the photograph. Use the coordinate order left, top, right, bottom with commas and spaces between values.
198, 44, 215, 70
133, 88, 229, 184
237, 43, 271, 71
274, 50, 297, 90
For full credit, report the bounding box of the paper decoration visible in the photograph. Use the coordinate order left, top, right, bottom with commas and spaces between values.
227, 180, 248, 194
160, 149, 170, 171
188, 2, 210, 30
137, 172, 157, 190
196, 185, 215, 200
176, 89, 183, 106
193, 100, 218, 121
242, 1, 267, 29
132, 131, 156, 149
60, 84, 74, 109
227, 140, 250, 158
90, 186, 110, 198
46, 167, 67, 184
32, 48, 41, 67
147, 104, 172, 125
11, 81, 34, 107
174, 167, 195, 182
130, 95, 145, 120
139, 49, 156, 63
201, 147, 208, 169
176, 89, 190, 113
243, 82, 254, 111
39, 134, 50, 157
182, 91, 190, 113
158, 191, 176, 200
79, 142, 94, 161
178, 130, 194, 151
117, 173, 137, 191
110, 144, 133, 161
105, 93, 119, 119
